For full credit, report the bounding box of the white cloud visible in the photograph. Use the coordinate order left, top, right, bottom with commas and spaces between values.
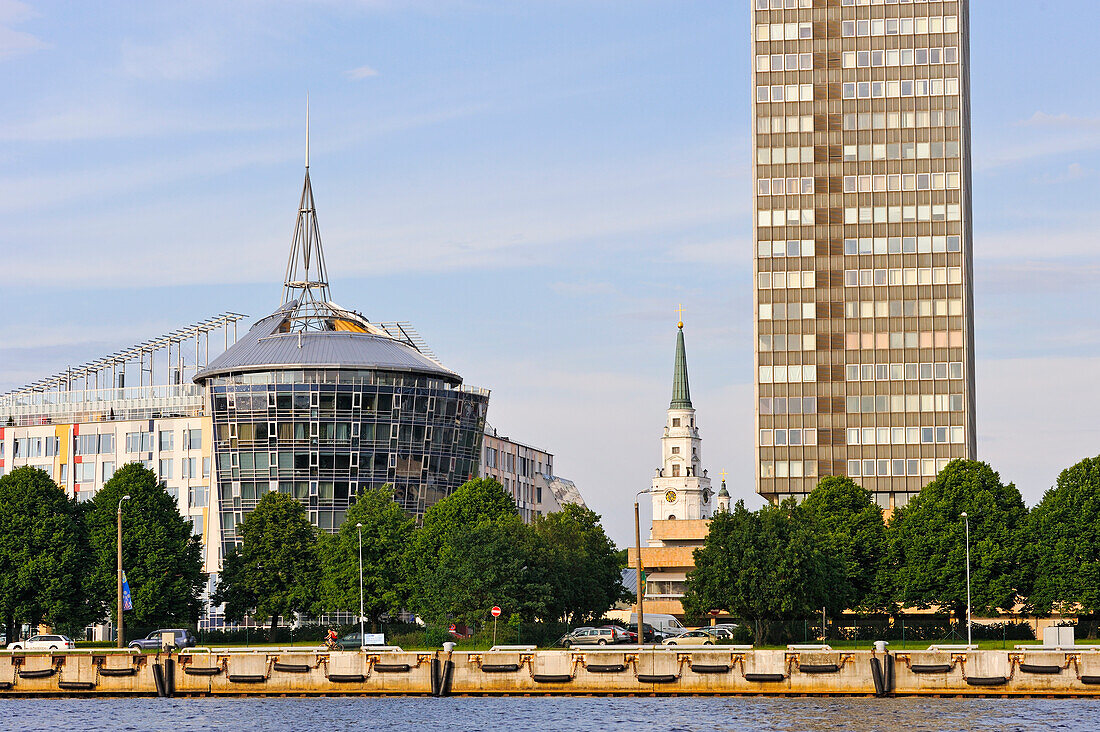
1017, 112, 1100, 129
0, 0, 47, 59
346, 64, 379, 79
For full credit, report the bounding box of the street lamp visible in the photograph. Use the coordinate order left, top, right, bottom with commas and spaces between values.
356, 522, 364, 649
116, 494, 131, 648
961, 512, 972, 648
634, 489, 649, 646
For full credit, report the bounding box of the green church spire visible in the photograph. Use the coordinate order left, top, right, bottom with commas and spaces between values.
670, 321, 692, 409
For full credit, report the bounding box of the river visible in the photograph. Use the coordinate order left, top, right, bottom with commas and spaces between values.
2, 696, 1097, 731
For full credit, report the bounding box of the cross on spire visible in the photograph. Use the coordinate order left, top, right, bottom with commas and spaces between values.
676, 303, 686, 329
719, 470, 728, 482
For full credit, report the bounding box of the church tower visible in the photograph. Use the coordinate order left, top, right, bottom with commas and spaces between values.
650, 318, 713, 525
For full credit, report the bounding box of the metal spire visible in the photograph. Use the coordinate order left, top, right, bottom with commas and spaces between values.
281, 98, 333, 331
670, 319, 692, 410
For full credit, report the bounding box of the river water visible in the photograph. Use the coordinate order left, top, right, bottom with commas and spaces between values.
2, 696, 1097, 731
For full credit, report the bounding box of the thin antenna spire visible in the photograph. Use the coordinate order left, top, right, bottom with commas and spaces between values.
305, 93, 310, 169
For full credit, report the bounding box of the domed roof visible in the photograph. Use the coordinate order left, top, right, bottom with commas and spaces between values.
194, 302, 460, 383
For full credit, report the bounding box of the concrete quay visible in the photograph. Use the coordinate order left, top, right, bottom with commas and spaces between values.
3, 646, 1100, 697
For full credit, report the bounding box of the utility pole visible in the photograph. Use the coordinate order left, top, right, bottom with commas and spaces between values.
634, 491, 646, 645
356, 522, 364, 648
116, 495, 131, 648
961, 512, 972, 648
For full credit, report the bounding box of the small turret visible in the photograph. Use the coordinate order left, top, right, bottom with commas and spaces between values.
717, 477, 730, 513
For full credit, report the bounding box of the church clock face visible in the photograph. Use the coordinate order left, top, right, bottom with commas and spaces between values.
664, 490, 678, 503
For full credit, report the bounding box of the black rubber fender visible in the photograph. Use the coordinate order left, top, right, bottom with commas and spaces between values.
98, 667, 139, 677
480, 664, 521, 673
966, 676, 1008, 686
910, 664, 953, 674
440, 661, 455, 695
637, 674, 678, 683
272, 662, 311, 673
431, 658, 441, 696
1019, 664, 1061, 674
164, 658, 175, 697
183, 666, 222, 676
16, 668, 56, 679
152, 664, 166, 697
744, 673, 785, 683
885, 655, 895, 693
373, 664, 412, 673
228, 674, 266, 683
870, 658, 885, 697
58, 681, 96, 691
799, 664, 840, 674
690, 664, 731, 674
532, 673, 573, 683
328, 673, 366, 683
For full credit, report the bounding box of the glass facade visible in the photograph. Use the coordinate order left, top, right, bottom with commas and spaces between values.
205, 368, 488, 558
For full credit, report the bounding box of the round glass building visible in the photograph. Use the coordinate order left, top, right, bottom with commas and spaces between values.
195, 149, 488, 561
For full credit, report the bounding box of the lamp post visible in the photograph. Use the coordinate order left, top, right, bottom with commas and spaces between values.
116, 494, 131, 648
961, 512, 972, 648
634, 490, 648, 646
356, 522, 364, 649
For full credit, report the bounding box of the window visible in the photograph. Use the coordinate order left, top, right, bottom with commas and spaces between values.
159, 430, 174, 451
99, 433, 115, 454
182, 457, 198, 479
76, 463, 95, 483
186, 429, 202, 450
672, 418, 680, 427
102, 462, 116, 482
158, 459, 174, 480
189, 485, 209, 509
672, 465, 680, 477
202, 457, 211, 478
126, 432, 154, 453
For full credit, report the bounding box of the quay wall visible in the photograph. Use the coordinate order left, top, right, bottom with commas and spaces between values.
3, 647, 1100, 697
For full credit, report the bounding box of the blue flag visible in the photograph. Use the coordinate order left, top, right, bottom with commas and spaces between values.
122, 571, 133, 612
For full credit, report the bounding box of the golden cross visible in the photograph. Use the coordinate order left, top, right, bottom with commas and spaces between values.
719, 470, 728, 482
676, 303, 686, 326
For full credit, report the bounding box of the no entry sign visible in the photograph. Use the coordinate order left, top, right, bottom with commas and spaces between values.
491, 606, 502, 617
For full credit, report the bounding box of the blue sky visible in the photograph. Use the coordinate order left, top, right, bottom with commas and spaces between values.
2, 0, 1099, 545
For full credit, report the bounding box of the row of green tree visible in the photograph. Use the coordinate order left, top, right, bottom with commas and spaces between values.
213, 477, 627, 632
683, 457, 1100, 645
0, 464, 204, 640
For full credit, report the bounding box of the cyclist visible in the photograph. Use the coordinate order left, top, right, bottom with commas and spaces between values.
325, 627, 339, 650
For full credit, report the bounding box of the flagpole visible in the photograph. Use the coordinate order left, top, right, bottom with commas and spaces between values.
117, 495, 130, 648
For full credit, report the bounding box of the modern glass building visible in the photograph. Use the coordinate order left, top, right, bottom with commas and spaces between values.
194, 138, 489, 560
751, 0, 976, 511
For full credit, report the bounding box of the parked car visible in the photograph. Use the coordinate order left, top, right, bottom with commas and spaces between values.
127, 629, 197, 650
559, 627, 630, 647
629, 613, 685, 638
7, 634, 76, 651
602, 620, 661, 643
662, 629, 720, 646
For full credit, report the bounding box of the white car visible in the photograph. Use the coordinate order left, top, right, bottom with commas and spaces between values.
7, 634, 76, 651
662, 629, 720, 646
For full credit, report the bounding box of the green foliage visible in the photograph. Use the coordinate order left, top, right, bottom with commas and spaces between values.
320, 485, 414, 625
885, 460, 1027, 617
533, 504, 626, 624
801, 476, 887, 610
1027, 456, 1100, 614
682, 499, 847, 645
212, 491, 320, 631
86, 463, 205, 628
0, 467, 94, 637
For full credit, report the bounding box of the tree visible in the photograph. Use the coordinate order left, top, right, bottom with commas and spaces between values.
682, 499, 846, 645
1027, 456, 1100, 615
212, 491, 320, 635
404, 478, 551, 624
86, 463, 205, 629
320, 485, 414, 628
533, 504, 626, 624
801, 476, 887, 611
0, 467, 94, 639
885, 459, 1027, 617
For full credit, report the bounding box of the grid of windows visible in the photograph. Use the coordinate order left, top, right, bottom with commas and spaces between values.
752, 0, 976, 504
207, 368, 488, 559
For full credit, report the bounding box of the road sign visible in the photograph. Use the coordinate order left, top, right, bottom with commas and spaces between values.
491, 606, 502, 618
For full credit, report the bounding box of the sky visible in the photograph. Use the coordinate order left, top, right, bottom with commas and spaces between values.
1, 0, 1099, 547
